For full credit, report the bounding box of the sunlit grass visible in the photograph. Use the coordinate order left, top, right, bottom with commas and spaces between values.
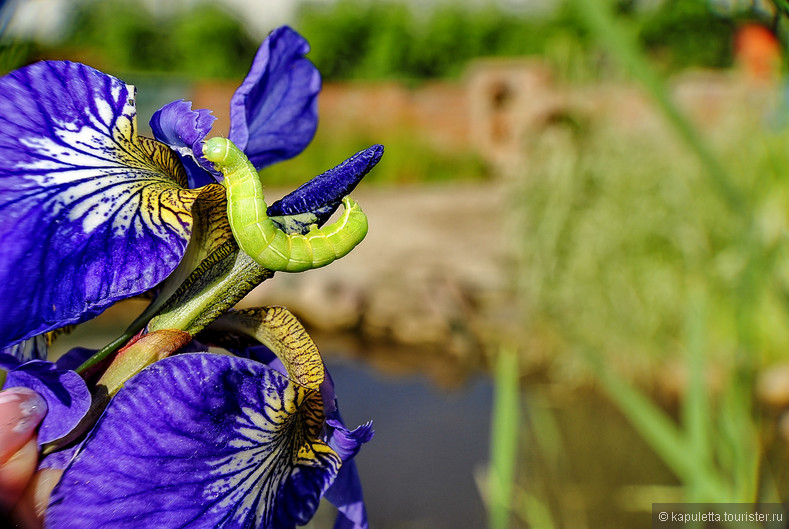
513, 107, 789, 378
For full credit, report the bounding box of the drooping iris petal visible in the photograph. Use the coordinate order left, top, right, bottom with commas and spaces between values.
0, 60, 200, 347
323, 428, 372, 529
320, 371, 374, 463
0, 354, 90, 446
324, 459, 369, 529
229, 26, 321, 170
320, 371, 373, 529
268, 145, 384, 234
150, 99, 220, 187
325, 416, 374, 462
47, 353, 341, 529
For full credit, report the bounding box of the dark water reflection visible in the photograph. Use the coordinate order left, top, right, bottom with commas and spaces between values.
323, 355, 492, 529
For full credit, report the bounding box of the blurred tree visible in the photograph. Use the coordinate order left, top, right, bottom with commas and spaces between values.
31, 0, 257, 78
0, 0, 779, 81
296, 0, 377, 80
296, 0, 752, 81
169, 4, 258, 79
639, 0, 735, 71
64, 1, 168, 72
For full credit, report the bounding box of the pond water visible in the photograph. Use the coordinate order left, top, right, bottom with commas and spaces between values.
321, 355, 493, 529
315, 349, 685, 529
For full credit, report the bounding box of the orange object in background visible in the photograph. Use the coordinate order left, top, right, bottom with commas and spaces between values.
734, 23, 782, 83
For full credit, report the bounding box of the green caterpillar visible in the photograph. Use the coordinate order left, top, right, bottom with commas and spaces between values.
203, 137, 368, 273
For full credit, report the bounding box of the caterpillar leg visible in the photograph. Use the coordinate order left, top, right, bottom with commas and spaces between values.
203, 137, 368, 272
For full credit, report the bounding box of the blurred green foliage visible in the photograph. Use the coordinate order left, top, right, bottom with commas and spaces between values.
0, 0, 771, 80
515, 110, 789, 375
296, 0, 745, 82
1, 0, 258, 78
500, 3, 789, 523
639, 0, 734, 71
296, 0, 550, 80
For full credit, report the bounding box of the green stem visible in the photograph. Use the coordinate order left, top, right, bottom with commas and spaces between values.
147, 242, 273, 335
76, 332, 137, 375
488, 347, 520, 529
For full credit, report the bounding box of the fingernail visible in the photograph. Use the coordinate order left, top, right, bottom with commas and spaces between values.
0, 387, 47, 462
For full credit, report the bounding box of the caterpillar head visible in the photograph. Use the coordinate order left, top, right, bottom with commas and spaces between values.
202, 137, 232, 165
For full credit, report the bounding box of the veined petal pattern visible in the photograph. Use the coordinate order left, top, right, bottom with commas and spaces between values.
47, 353, 341, 529
0, 61, 199, 346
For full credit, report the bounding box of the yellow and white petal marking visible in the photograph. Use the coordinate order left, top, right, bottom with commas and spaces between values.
47, 354, 341, 529
0, 61, 199, 345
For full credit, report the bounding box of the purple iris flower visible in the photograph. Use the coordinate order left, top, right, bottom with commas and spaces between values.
0, 25, 377, 529
0, 25, 383, 348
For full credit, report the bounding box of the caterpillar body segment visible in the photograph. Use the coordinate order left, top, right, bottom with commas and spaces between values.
202, 137, 368, 273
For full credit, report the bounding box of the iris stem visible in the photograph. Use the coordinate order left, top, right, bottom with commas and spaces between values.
76, 333, 136, 375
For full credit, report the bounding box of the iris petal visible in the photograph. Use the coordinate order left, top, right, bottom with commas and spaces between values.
268, 145, 384, 234
150, 99, 220, 187
47, 353, 341, 529
320, 371, 374, 529
229, 26, 321, 169
0, 61, 200, 347
0, 354, 90, 446
324, 459, 369, 529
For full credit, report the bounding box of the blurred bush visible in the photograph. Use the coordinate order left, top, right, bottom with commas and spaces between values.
639, 0, 734, 71
296, 0, 750, 82
0, 0, 258, 78
0, 0, 773, 80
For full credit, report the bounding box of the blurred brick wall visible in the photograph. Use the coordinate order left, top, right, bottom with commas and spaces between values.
189, 79, 471, 152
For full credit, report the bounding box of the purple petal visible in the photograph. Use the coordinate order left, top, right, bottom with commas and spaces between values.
267, 145, 383, 233
319, 371, 373, 529
320, 371, 374, 462
47, 353, 341, 529
39, 443, 81, 471
0, 353, 90, 446
229, 26, 321, 169
325, 459, 369, 529
150, 99, 220, 187
323, 420, 372, 529
54, 347, 96, 372
0, 61, 199, 347
325, 416, 374, 462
